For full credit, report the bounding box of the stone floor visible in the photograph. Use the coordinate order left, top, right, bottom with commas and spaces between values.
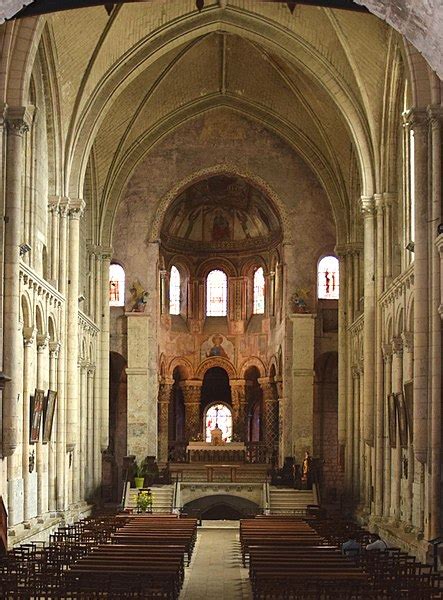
180, 524, 253, 600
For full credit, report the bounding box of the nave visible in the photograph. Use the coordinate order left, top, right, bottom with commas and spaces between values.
0, 509, 442, 598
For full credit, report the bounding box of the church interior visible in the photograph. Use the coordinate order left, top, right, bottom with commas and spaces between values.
0, 0, 442, 597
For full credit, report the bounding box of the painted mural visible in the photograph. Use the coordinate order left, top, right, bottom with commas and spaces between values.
200, 334, 235, 363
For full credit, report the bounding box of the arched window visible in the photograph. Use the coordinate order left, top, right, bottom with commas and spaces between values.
253, 267, 265, 314
318, 256, 339, 299
109, 263, 125, 306
169, 265, 181, 315
206, 269, 227, 316
205, 403, 232, 443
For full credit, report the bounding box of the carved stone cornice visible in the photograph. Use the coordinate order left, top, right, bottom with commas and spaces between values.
360, 195, 375, 217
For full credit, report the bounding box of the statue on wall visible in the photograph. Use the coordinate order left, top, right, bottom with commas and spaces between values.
129, 279, 149, 312
290, 288, 310, 313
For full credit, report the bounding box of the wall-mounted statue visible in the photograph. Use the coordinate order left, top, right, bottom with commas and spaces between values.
129, 279, 149, 312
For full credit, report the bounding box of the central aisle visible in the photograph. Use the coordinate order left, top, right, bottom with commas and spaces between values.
180, 525, 253, 600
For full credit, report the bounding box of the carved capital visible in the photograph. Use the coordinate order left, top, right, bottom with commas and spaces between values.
48, 195, 61, 214
68, 198, 86, 220
97, 245, 113, 261
374, 193, 384, 213
402, 331, 414, 353
391, 336, 403, 356
383, 192, 396, 208
59, 197, 70, 217
5, 107, 32, 136
36, 333, 50, 351
382, 342, 392, 362
427, 105, 443, 130
87, 363, 96, 376
360, 195, 375, 217
49, 341, 61, 358
158, 382, 173, 404
404, 108, 428, 135
23, 326, 37, 347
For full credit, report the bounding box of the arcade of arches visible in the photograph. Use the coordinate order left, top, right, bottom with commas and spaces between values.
0, 0, 442, 566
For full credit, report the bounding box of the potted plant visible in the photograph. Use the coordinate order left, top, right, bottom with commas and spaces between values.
133, 460, 146, 489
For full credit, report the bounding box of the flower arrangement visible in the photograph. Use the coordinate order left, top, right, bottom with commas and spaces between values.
136, 490, 153, 512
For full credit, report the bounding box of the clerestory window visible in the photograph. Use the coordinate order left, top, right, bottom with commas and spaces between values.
206, 269, 227, 316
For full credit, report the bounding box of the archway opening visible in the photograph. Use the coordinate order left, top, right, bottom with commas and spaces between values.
201, 366, 231, 408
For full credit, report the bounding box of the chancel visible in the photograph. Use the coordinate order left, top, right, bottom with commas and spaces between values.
0, 0, 442, 598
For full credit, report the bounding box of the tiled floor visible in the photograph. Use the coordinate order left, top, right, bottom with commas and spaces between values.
180, 526, 253, 600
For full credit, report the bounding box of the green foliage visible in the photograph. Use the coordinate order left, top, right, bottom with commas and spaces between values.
136, 490, 152, 512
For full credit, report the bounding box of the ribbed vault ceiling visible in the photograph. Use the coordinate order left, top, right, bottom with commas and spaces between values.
33, 1, 403, 235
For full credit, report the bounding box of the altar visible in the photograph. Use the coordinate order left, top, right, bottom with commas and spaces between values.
186, 441, 246, 463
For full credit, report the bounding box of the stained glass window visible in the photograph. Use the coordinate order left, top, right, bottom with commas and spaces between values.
206, 269, 227, 316
205, 403, 232, 443
318, 256, 339, 299
169, 265, 181, 315
109, 263, 125, 306
253, 267, 265, 314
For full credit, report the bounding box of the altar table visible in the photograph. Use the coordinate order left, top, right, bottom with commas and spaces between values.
186, 442, 246, 463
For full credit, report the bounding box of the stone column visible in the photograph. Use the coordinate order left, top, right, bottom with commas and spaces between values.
230, 379, 247, 440
428, 106, 442, 540
335, 247, 348, 469
409, 111, 429, 466
93, 254, 102, 485
390, 336, 403, 523
48, 196, 60, 286
3, 109, 29, 457
382, 344, 393, 517
22, 327, 36, 521
352, 367, 361, 500
56, 333, 67, 511
36, 334, 50, 515
99, 247, 112, 452
79, 359, 88, 501
58, 198, 69, 295
374, 194, 385, 516
158, 380, 173, 462
352, 250, 360, 317
181, 381, 202, 441
383, 193, 395, 287
48, 342, 60, 513
66, 198, 85, 504
402, 331, 414, 528
126, 313, 157, 457
86, 364, 95, 497
289, 313, 316, 463
361, 195, 376, 446
159, 270, 168, 315
260, 378, 278, 461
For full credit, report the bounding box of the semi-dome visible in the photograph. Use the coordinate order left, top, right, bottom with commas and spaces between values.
160, 175, 282, 253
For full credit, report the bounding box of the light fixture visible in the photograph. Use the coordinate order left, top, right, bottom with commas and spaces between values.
19, 243, 31, 256
405, 241, 415, 253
